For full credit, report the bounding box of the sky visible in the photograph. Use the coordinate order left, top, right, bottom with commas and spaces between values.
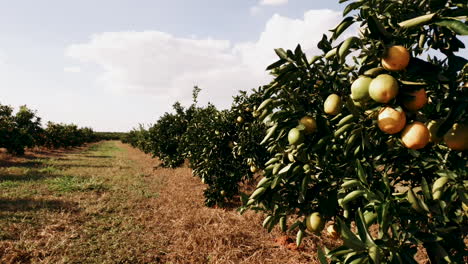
0, 0, 465, 132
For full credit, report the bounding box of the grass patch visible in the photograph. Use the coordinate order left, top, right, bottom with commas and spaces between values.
47, 175, 108, 193
87, 141, 122, 156
0, 181, 20, 188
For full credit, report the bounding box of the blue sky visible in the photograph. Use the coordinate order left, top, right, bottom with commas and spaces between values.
0, 1, 465, 131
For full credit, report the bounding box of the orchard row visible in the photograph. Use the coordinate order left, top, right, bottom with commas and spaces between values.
126, 0, 467, 263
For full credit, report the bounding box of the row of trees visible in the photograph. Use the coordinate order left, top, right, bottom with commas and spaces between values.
123, 86, 269, 206
124, 0, 467, 263
0, 103, 98, 155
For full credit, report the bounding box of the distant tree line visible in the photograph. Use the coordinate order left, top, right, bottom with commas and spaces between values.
0, 103, 101, 155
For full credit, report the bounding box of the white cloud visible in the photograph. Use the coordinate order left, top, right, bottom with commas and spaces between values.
250, 6, 262, 16
66, 9, 345, 109
260, 0, 289, 6
64, 66, 81, 73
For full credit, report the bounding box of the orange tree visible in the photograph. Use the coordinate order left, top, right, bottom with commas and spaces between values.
0, 104, 42, 155
241, 0, 467, 263
122, 124, 152, 153
146, 102, 194, 168
42, 122, 97, 148
178, 87, 268, 206
231, 88, 269, 181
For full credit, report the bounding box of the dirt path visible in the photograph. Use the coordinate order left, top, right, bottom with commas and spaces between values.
0, 141, 332, 263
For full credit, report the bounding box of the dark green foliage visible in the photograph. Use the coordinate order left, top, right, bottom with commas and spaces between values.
0, 103, 97, 154
147, 102, 193, 168
42, 122, 97, 148
0, 104, 42, 155
241, 1, 467, 263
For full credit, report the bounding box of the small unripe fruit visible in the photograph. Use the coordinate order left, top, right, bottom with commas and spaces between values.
306, 212, 324, 234
351, 76, 372, 101
324, 94, 342, 115
288, 128, 304, 145
369, 74, 399, 103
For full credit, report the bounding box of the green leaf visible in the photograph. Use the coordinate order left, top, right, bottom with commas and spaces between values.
367, 15, 392, 40
317, 247, 328, 264
343, 1, 364, 16
421, 177, 432, 200
296, 229, 304, 247
435, 18, 468, 35
356, 208, 376, 246
356, 160, 368, 185
327, 245, 355, 257
332, 17, 355, 40
274, 48, 289, 60
266, 59, 287, 70
337, 218, 366, 250
398, 13, 436, 29
338, 36, 359, 63
278, 163, 293, 175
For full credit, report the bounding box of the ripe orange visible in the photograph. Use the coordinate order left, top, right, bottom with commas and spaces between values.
369, 74, 399, 103
402, 89, 427, 111
381, 45, 410, 71
401, 121, 430, 149
299, 116, 317, 134
444, 123, 468, 151
377, 107, 406, 134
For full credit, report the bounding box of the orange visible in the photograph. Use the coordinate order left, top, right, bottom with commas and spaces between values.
381, 45, 410, 71
299, 116, 317, 134
288, 128, 304, 145
306, 212, 324, 234
369, 74, 399, 103
377, 107, 406, 134
444, 123, 468, 151
401, 121, 430, 149
402, 89, 427, 111
324, 94, 342, 115
351, 76, 372, 101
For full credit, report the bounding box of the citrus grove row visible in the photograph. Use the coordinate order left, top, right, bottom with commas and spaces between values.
126, 0, 467, 263
0, 103, 99, 154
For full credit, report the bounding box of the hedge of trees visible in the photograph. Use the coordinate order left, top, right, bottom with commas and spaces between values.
0, 103, 98, 155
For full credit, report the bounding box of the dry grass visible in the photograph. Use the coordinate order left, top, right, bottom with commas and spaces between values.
0, 141, 341, 263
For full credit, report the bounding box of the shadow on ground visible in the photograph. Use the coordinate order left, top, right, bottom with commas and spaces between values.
0, 198, 79, 212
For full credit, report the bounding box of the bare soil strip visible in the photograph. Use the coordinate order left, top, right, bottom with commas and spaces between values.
0, 141, 337, 263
